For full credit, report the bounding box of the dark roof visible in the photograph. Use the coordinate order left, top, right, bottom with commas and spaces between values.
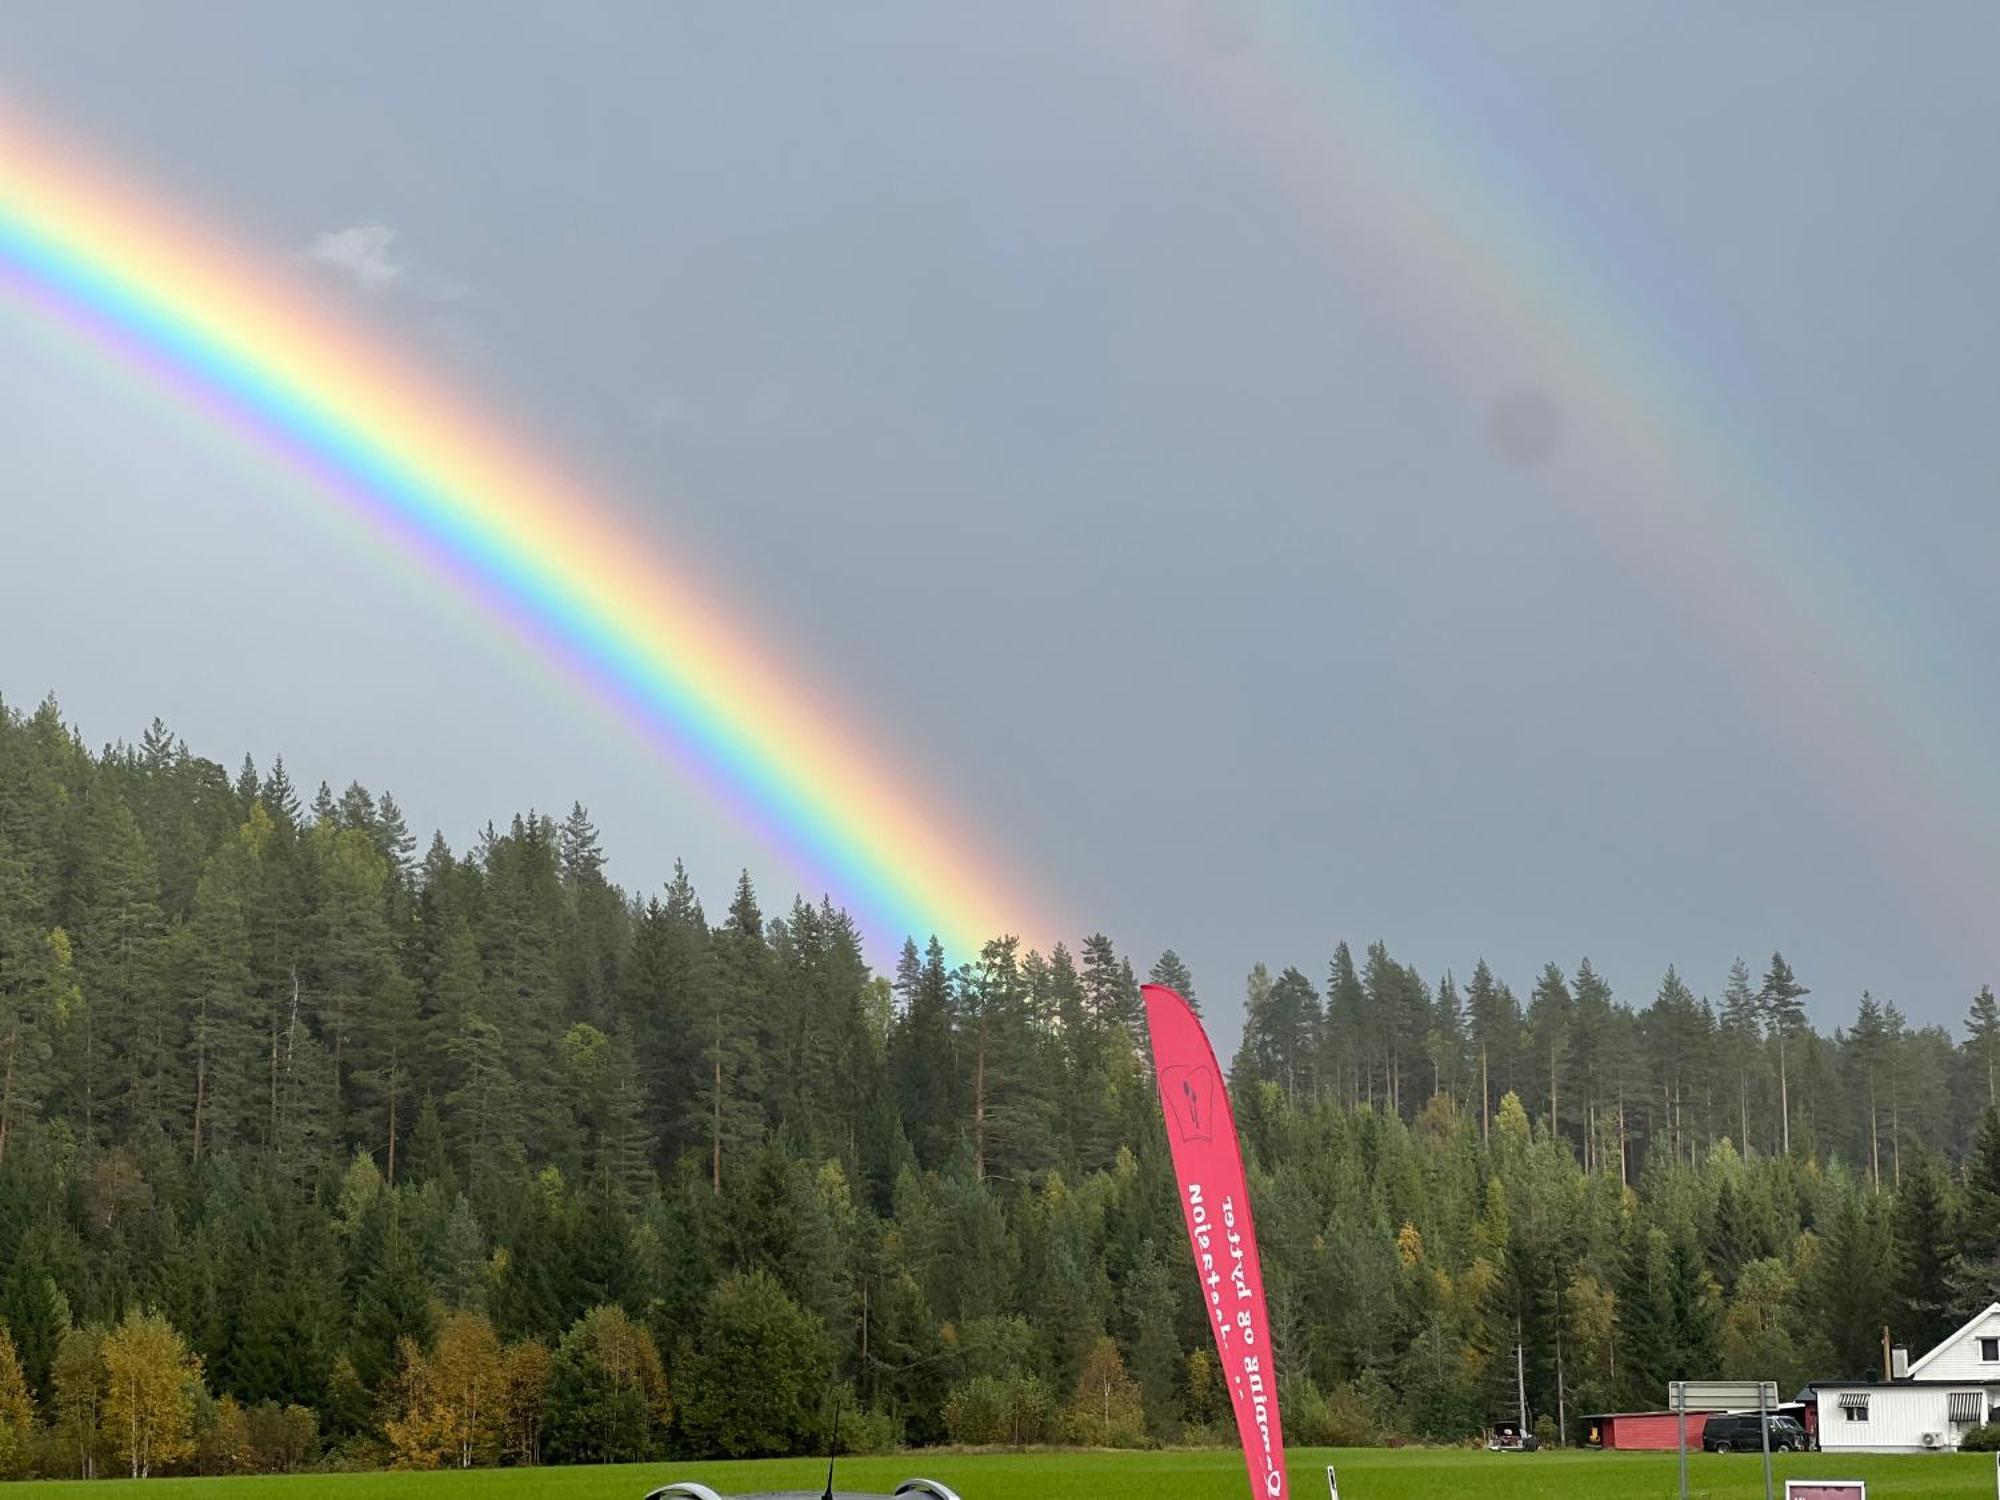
1580, 1407, 1804, 1421
1803, 1379, 2000, 1390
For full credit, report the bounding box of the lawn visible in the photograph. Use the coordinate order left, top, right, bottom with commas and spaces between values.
5, 1447, 1993, 1498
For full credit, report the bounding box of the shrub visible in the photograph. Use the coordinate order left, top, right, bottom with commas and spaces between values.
835, 1402, 903, 1455
1283, 1377, 1380, 1447
942, 1374, 1055, 1446
1960, 1422, 2000, 1452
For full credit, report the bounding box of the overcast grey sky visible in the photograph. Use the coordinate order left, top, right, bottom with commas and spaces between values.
2, 2, 1996, 1051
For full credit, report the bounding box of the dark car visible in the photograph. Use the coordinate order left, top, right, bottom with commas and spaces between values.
1702, 1413, 1808, 1453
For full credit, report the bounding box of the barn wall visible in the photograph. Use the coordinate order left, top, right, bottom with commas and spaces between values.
1607, 1412, 1709, 1450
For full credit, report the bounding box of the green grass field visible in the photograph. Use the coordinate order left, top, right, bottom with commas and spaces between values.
2, 1447, 1994, 1499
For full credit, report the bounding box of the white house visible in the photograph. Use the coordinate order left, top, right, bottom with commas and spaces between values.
1813, 1304, 2000, 1454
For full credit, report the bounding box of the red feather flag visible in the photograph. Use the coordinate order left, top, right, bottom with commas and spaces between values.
1142, 983, 1289, 1500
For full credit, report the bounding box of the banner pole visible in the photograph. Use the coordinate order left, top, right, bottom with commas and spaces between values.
1142, 984, 1289, 1500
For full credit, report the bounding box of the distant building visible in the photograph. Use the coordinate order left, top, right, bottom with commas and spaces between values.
1811, 1303, 2000, 1454
1582, 1410, 1713, 1451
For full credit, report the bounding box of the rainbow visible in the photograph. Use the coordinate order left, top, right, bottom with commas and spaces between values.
1114, 5, 1995, 928
0, 110, 1030, 959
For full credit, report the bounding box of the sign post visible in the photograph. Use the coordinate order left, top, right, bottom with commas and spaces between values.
1676, 1381, 1688, 1500
1760, 1378, 1774, 1500
1668, 1380, 1781, 1500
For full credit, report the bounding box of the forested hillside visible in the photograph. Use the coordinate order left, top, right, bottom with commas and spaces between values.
2, 691, 1999, 1477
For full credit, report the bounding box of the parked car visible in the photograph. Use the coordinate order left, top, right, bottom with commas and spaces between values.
1702, 1412, 1809, 1453
644, 1482, 963, 1500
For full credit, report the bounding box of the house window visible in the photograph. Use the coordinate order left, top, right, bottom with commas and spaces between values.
1950, 1392, 1983, 1424
1981, 1337, 1999, 1362
1838, 1393, 1869, 1422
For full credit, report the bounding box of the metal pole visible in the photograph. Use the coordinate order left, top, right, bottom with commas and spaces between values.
1677, 1382, 1689, 1500
1759, 1380, 1773, 1500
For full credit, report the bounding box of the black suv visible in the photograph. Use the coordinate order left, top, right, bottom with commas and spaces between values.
1702, 1413, 1808, 1453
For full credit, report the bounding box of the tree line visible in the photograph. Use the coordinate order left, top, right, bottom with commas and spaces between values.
3, 691, 2000, 1474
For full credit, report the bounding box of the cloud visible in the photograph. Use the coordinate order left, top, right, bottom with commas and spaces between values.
307, 223, 407, 292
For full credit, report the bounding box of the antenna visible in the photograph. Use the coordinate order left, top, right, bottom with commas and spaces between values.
822, 1384, 843, 1500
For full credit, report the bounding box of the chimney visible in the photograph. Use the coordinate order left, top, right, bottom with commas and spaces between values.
1892, 1347, 1910, 1381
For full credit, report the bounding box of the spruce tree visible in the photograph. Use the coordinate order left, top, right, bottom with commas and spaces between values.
1146, 950, 1196, 1012
1896, 1147, 1957, 1353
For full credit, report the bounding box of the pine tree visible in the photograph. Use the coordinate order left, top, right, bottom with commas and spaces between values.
1969, 986, 2000, 1111
1849, 992, 1890, 1188
1464, 960, 1520, 1142
1080, 933, 1140, 1041
1760, 953, 1810, 1156
1719, 958, 1763, 1153
0, 874, 55, 1165
1525, 962, 1573, 1143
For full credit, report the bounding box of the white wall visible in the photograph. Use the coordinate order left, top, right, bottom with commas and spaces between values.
1912, 1308, 2000, 1381
1816, 1386, 1992, 1454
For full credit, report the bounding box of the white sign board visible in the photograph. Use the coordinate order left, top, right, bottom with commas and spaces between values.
1325, 1466, 1338, 1500
1669, 1380, 1780, 1411
1784, 1483, 1864, 1500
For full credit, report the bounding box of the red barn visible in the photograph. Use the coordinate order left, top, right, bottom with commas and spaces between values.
1583, 1411, 1711, 1450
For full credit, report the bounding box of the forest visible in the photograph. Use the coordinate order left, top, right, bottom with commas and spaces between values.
1, 689, 1998, 1476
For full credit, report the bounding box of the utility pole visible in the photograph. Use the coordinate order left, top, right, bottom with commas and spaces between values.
1516, 1328, 1528, 1433
1556, 1321, 1567, 1447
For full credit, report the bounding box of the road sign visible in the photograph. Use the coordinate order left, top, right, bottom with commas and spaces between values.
1668, 1380, 1781, 1411
1674, 1380, 1783, 1500
1784, 1483, 1864, 1500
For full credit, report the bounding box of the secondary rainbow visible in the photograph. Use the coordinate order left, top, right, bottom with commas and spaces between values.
1112, 5, 1998, 930
0, 112, 1028, 958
